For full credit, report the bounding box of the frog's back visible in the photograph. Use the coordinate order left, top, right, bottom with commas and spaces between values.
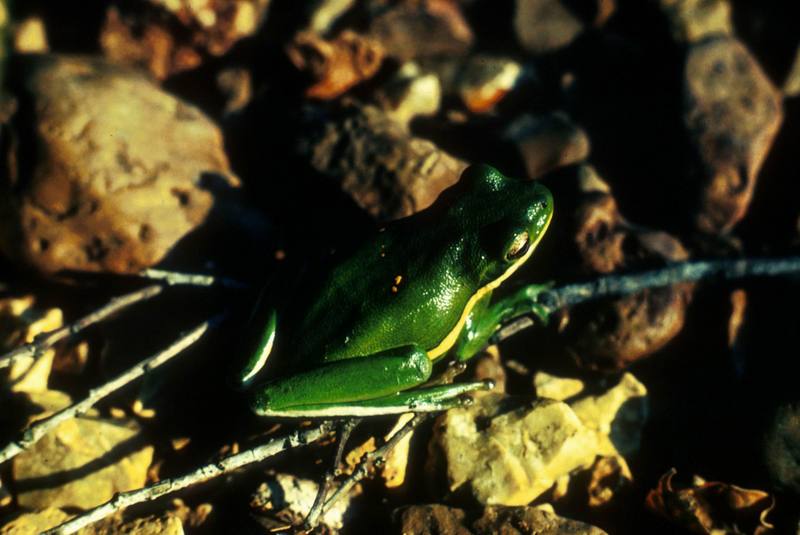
285, 224, 478, 366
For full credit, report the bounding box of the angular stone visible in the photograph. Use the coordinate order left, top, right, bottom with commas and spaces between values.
12, 415, 153, 510
684, 37, 783, 234
505, 112, 590, 178
430, 395, 598, 505
1, 55, 239, 274
300, 103, 466, 220
396, 503, 608, 534
368, 0, 473, 61
660, 0, 733, 43
515, 0, 584, 55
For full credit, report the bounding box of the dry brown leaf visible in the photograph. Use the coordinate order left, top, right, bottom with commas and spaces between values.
646, 468, 775, 534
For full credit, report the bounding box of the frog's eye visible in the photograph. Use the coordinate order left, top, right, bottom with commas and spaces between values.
505, 231, 530, 261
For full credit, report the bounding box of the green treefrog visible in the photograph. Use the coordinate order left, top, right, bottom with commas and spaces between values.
238, 164, 553, 418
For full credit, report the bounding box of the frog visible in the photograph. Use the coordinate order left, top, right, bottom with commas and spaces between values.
237, 163, 553, 418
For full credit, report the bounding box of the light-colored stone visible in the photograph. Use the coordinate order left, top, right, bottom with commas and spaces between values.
13, 416, 153, 510
0, 508, 71, 534
533, 371, 584, 401
378, 63, 441, 127
250, 473, 351, 531
0, 296, 62, 393
660, 0, 733, 43
571, 372, 648, 458
432, 395, 597, 505
431, 374, 648, 505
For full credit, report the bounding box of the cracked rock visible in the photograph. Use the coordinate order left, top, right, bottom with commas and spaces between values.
0, 54, 239, 275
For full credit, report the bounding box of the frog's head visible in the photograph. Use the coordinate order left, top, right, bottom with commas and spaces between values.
442, 164, 553, 287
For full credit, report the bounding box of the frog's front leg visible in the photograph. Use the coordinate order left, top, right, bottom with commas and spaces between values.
250, 346, 491, 418
453, 283, 552, 361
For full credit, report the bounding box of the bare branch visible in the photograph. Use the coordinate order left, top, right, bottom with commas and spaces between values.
44, 422, 335, 535
0, 317, 219, 465
496, 256, 800, 343
320, 413, 431, 519
138, 269, 248, 289
0, 284, 164, 370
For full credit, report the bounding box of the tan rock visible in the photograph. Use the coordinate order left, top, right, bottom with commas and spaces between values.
505, 112, 590, 178
12, 415, 153, 510
533, 371, 584, 401
1, 54, 239, 274
301, 103, 467, 220
0, 508, 71, 535
660, 0, 733, 43
430, 395, 597, 505
368, 0, 473, 62
0, 295, 62, 393
430, 374, 648, 506
514, 0, 584, 55
101, 0, 270, 79
684, 37, 783, 234
396, 503, 608, 534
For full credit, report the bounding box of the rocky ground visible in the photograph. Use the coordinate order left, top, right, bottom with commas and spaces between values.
1, 1, 799, 533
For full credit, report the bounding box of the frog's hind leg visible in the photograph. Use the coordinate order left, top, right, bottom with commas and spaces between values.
250, 345, 491, 418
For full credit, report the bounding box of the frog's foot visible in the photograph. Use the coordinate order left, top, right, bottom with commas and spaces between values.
517, 282, 553, 325
253, 381, 493, 418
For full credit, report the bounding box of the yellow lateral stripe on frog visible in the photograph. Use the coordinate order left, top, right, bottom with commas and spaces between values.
427, 210, 553, 361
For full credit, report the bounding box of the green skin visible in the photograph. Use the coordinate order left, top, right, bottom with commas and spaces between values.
239, 164, 554, 418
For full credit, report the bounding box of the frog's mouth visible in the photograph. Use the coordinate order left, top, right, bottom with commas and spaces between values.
427, 207, 553, 361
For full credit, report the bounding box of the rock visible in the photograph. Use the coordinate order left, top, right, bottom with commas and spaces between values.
250, 473, 351, 532
570, 373, 648, 459
505, 112, 590, 178
428, 373, 647, 506
0, 509, 185, 535
94, 513, 185, 535
101, 0, 270, 79
533, 371, 584, 400
784, 45, 800, 97
12, 414, 153, 509
660, 0, 733, 43
396, 503, 608, 534
287, 30, 384, 100
307, 0, 357, 35
0, 295, 62, 393
300, 103, 467, 220
376, 63, 441, 127
1, 55, 239, 275
367, 0, 473, 62
762, 402, 800, 495
562, 166, 694, 369
13, 17, 48, 53
684, 37, 783, 234
429, 396, 597, 505
456, 55, 523, 114
0, 508, 71, 534
514, 0, 584, 55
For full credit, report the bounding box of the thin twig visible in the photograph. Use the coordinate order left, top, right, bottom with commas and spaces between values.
0, 317, 220, 465
139, 269, 248, 289
320, 413, 431, 519
0, 284, 164, 370
44, 422, 336, 535
304, 418, 361, 530
495, 256, 800, 343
